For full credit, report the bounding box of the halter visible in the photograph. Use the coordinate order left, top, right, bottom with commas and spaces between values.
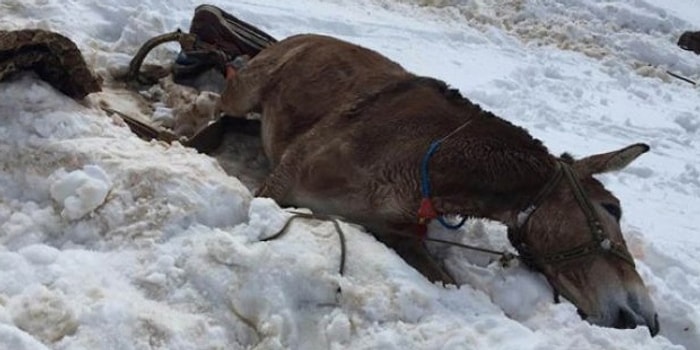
509, 160, 636, 268
416, 120, 473, 236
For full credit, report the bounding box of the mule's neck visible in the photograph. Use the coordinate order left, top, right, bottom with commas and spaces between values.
431, 189, 544, 229
425, 137, 558, 228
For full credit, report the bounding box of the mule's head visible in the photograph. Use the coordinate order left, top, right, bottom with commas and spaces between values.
509, 143, 659, 335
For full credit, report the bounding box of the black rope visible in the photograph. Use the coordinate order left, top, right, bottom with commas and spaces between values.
425, 237, 518, 266
261, 210, 522, 282
261, 212, 347, 276
666, 70, 697, 86
378, 230, 519, 266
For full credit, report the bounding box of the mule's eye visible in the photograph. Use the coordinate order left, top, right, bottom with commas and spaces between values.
602, 203, 622, 221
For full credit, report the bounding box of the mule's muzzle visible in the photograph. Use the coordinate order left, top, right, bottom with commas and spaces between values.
612, 308, 659, 336
581, 303, 659, 336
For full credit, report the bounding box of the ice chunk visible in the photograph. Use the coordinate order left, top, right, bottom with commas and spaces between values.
50, 165, 112, 220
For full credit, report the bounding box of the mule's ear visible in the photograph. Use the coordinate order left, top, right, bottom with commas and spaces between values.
573, 143, 650, 176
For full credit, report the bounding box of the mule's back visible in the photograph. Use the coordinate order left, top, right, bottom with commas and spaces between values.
221, 34, 413, 162
257, 34, 411, 114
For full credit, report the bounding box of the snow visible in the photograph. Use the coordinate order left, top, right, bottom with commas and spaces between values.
0, 0, 699, 349
49, 166, 112, 221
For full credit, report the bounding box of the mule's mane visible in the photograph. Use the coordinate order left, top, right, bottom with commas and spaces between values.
343, 73, 555, 197
412, 76, 557, 198
559, 152, 576, 164
422, 77, 548, 151
358, 75, 548, 152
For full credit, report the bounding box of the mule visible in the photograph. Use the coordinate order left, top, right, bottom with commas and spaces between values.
218, 34, 659, 334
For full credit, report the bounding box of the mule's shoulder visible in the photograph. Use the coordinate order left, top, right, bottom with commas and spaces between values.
270, 33, 404, 72
279, 33, 347, 45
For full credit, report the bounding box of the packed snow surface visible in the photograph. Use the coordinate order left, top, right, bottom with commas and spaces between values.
1, 0, 699, 349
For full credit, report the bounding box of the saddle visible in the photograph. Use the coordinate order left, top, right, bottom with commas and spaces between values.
0, 29, 100, 99
118, 4, 276, 154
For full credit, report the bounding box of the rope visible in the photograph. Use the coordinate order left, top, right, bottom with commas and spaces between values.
425, 237, 513, 257
419, 141, 441, 198
425, 237, 517, 265
261, 211, 346, 276
666, 70, 697, 86
379, 230, 518, 266
436, 216, 469, 229
437, 119, 474, 143
418, 120, 473, 230
262, 210, 519, 283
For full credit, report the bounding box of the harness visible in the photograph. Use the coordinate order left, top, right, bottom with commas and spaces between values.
416, 120, 473, 236
508, 160, 636, 268
417, 141, 467, 230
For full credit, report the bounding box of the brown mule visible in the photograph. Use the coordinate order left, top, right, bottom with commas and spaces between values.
218, 34, 659, 335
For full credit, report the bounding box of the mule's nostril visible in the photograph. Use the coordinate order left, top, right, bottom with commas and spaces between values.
614, 308, 640, 330
576, 309, 588, 319
650, 313, 660, 337
612, 307, 659, 335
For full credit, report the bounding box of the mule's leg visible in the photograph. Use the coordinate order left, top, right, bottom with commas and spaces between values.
376, 231, 456, 285
254, 143, 303, 202
255, 164, 293, 200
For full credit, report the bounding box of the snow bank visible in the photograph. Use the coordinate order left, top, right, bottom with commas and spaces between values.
400, 0, 700, 79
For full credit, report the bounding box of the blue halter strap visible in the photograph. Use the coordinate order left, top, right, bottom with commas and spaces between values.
419, 140, 467, 230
